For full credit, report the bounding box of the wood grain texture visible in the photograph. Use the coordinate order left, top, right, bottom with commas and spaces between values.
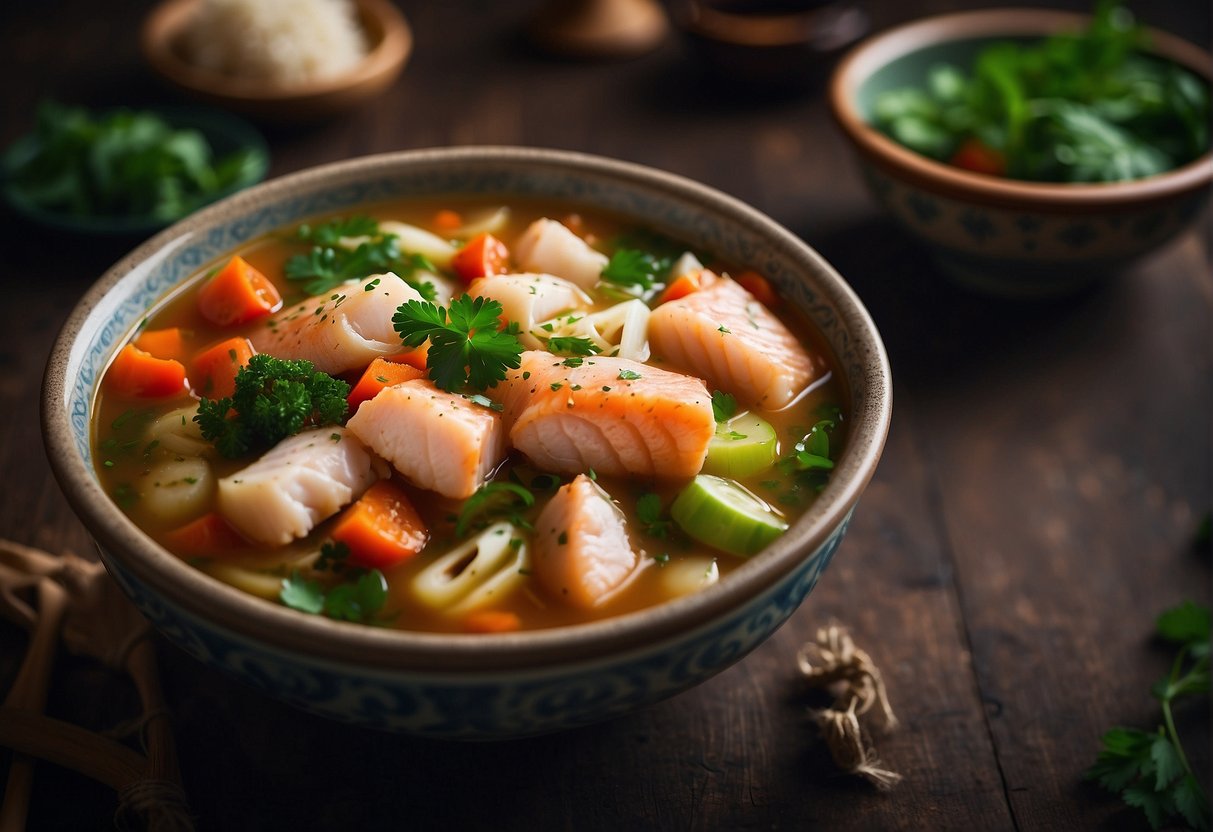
0, 0, 1208, 829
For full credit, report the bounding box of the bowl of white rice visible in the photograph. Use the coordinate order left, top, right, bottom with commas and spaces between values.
141, 0, 411, 121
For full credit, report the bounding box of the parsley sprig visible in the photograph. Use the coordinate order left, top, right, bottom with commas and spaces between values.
601, 249, 673, 292
280, 568, 389, 624
393, 295, 524, 393
1087, 601, 1210, 831
285, 217, 439, 298
194, 354, 349, 458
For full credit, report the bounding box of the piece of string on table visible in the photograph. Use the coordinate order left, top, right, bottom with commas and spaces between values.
797, 624, 902, 790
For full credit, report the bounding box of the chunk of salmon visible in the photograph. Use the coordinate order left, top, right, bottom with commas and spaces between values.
346, 379, 506, 499
250, 273, 420, 375
648, 278, 819, 409
466, 272, 589, 332
216, 427, 384, 547
513, 218, 608, 291
495, 351, 714, 478
533, 474, 636, 609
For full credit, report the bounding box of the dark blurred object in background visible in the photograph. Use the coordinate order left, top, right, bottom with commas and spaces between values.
675, 0, 869, 94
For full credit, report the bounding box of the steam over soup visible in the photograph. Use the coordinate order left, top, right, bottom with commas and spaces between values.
94, 200, 846, 633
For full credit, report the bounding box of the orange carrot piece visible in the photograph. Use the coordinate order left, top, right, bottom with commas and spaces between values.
433, 209, 463, 232
163, 512, 248, 556
347, 358, 425, 411
106, 344, 189, 398
133, 327, 186, 361
949, 138, 1006, 177
461, 610, 522, 634
330, 480, 429, 570
734, 270, 778, 307
657, 269, 717, 305
381, 346, 428, 371
192, 336, 255, 400
451, 232, 510, 282
196, 256, 283, 327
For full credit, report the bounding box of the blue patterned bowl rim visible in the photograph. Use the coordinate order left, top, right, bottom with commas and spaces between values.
42, 146, 891, 673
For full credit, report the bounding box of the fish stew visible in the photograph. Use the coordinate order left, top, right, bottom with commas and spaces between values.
93, 199, 846, 633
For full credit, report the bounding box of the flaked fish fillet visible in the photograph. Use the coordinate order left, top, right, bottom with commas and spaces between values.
533, 474, 636, 609
513, 219, 608, 291
346, 379, 506, 499
648, 278, 818, 409
495, 351, 714, 479
466, 272, 589, 332
250, 273, 420, 375
217, 427, 384, 547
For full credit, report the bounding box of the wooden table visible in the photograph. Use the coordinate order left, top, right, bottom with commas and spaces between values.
1, 1, 1208, 828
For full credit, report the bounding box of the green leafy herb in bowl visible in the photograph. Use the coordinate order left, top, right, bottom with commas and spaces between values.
871, 1, 1210, 183
1, 101, 268, 235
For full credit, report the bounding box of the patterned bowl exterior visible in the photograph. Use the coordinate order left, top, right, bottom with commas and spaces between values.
860, 162, 1208, 297
46, 148, 889, 737
99, 515, 848, 737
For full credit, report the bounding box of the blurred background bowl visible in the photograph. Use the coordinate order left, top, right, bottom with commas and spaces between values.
675, 0, 868, 93
42, 147, 891, 739
141, 0, 411, 122
829, 9, 1213, 297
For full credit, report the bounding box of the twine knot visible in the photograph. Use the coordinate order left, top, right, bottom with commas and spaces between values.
798, 624, 901, 790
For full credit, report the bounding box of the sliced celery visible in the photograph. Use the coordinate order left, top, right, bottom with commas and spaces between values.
701, 413, 778, 479
670, 475, 788, 557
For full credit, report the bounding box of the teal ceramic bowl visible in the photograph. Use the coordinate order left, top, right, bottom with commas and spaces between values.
1, 105, 268, 237
829, 9, 1213, 297
42, 147, 891, 738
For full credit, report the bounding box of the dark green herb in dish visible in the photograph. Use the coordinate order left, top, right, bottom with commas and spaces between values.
5, 101, 266, 220
872, 1, 1211, 183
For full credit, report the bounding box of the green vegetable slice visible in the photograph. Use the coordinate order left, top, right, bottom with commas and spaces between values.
702, 413, 777, 479
670, 475, 788, 557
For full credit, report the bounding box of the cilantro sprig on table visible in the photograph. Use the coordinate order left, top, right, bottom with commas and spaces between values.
393, 295, 524, 393
1087, 601, 1210, 830
285, 216, 440, 298
194, 354, 349, 458
871, 0, 1211, 182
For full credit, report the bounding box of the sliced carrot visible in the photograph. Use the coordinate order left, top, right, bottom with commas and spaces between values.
133, 327, 186, 361
734, 270, 778, 307
330, 480, 429, 570
658, 269, 718, 304
163, 512, 248, 556
461, 610, 522, 634
347, 358, 425, 411
451, 232, 510, 282
433, 209, 463, 232
192, 336, 255, 400
949, 138, 1006, 177
106, 344, 189, 398
196, 256, 283, 327
381, 346, 429, 371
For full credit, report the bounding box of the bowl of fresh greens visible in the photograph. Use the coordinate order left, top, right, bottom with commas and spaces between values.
828, 5, 1212, 296
1, 102, 268, 237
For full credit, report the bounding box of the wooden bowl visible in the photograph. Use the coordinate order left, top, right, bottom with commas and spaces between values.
141, 0, 411, 122
828, 9, 1213, 296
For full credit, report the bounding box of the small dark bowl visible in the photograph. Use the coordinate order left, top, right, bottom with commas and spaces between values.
675, 0, 868, 92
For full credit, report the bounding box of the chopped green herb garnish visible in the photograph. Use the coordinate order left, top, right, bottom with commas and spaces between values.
618, 369, 642, 381
637, 492, 672, 539
711, 390, 738, 423
315, 540, 351, 572
463, 393, 504, 412
562, 356, 584, 368
600, 248, 673, 291
392, 296, 524, 393
547, 336, 601, 357
456, 482, 536, 537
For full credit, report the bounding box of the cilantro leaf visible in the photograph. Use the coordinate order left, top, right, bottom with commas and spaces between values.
601, 248, 672, 291
456, 482, 536, 537
637, 492, 672, 539
618, 369, 642, 380
194, 354, 349, 458
280, 571, 325, 614
294, 216, 379, 246
1174, 775, 1212, 831
286, 217, 446, 296
393, 296, 523, 392
1156, 601, 1211, 650
711, 390, 737, 423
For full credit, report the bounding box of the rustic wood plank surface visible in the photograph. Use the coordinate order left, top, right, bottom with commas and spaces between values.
0, 1, 1207, 829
